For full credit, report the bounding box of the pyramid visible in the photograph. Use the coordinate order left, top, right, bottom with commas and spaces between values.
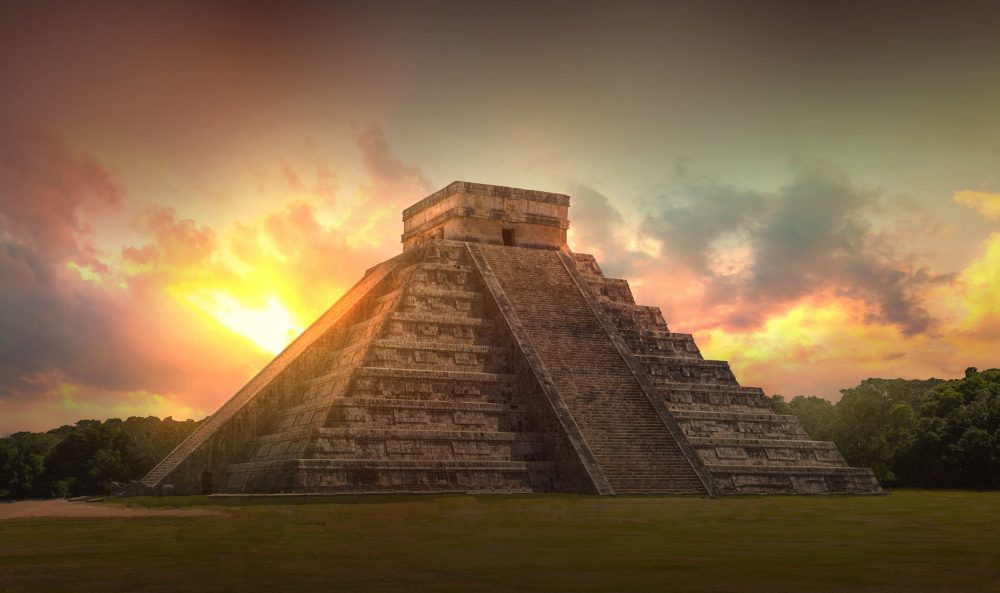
141, 182, 881, 495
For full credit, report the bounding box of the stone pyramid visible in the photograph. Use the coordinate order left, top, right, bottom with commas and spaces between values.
141, 182, 881, 496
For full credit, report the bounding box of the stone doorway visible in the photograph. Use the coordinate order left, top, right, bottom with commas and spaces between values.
201, 470, 214, 494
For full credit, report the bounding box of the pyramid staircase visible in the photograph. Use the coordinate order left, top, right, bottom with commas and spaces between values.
470, 244, 710, 494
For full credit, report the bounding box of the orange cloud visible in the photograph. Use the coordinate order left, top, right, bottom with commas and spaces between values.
0, 122, 434, 433
954, 190, 1000, 220
946, 233, 1000, 340
648, 165, 949, 336
0, 125, 120, 272
672, 233, 1000, 399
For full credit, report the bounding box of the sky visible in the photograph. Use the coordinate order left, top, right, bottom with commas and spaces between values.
2, 1, 999, 434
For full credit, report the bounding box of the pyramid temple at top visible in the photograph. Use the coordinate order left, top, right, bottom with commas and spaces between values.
140, 181, 881, 496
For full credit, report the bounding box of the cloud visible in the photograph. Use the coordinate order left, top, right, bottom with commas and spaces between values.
141, 205, 219, 268
217, 124, 431, 317
0, 121, 439, 433
954, 190, 1000, 220
0, 125, 120, 272
642, 163, 948, 336
642, 182, 764, 276
0, 173, 261, 420
949, 232, 1000, 340
0, 126, 133, 395
347, 124, 432, 248
225, 199, 377, 316
565, 184, 633, 272
356, 124, 429, 192
564, 183, 688, 283
0, 129, 269, 429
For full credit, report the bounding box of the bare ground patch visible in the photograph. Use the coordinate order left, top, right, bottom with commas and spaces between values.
0, 499, 223, 520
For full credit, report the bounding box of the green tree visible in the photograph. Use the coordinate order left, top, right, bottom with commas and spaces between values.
767, 395, 790, 414
0, 432, 63, 498
786, 396, 838, 442
894, 369, 1000, 488
41, 421, 136, 496
832, 378, 937, 483
118, 416, 201, 478
1, 416, 202, 499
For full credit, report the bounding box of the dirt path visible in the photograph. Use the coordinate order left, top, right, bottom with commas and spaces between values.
0, 499, 223, 520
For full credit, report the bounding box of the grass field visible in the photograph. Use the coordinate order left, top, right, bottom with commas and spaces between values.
1, 490, 997, 593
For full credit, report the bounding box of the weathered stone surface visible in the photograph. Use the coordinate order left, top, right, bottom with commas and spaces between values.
142, 181, 881, 496
402, 181, 569, 251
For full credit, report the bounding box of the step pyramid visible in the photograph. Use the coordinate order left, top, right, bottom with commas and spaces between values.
141, 181, 882, 496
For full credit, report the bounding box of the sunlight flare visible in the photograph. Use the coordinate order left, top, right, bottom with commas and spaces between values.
188, 291, 303, 354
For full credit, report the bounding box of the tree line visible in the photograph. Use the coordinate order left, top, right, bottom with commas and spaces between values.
0, 416, 201, 499
769, 367, 1000, 488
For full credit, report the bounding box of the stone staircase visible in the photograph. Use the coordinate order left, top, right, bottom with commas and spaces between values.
473, 244, 708, 495
570, 252, 882, 494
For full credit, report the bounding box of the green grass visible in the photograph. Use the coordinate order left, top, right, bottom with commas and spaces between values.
2, 490, 998, 593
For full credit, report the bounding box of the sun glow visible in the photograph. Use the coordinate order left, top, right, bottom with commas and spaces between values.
188, 291, 303, 354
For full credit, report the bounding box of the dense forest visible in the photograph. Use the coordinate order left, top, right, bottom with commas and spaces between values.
0, 416, 201, 499
769, 367, 1000, 489
2, 368, 997, 498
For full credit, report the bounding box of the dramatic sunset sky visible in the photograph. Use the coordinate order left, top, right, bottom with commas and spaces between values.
2, 1, 999, 434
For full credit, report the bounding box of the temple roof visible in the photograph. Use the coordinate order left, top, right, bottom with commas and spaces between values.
401, 181, 570, 251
